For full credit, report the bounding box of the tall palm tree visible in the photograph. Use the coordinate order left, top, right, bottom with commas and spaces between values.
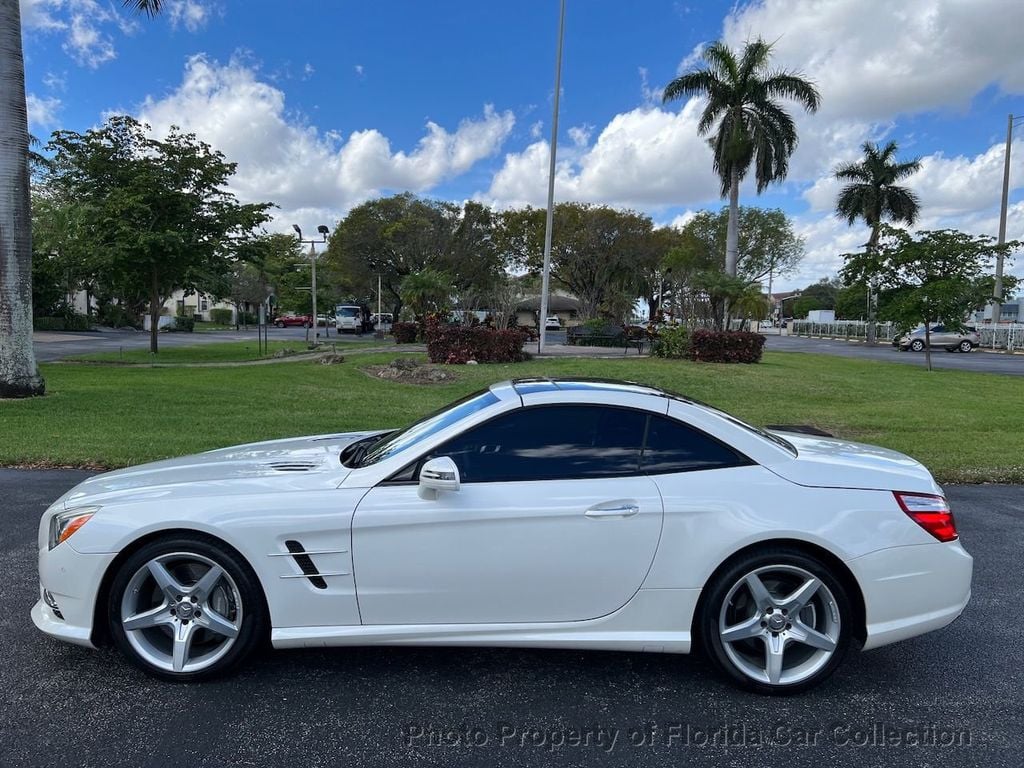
0, 0, 162, 397
833, 140, 921, 251
663, 39, 820, 277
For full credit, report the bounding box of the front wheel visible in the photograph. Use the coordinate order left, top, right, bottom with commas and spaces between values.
108, 536, 266, 681
958, 340, 973, 353
910, 339, 925, 352
700, 548, 852, 695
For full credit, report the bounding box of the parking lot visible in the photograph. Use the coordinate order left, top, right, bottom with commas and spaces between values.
2, 470, 1021, 768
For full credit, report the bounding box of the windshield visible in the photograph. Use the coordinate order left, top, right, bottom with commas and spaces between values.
357, 389, 500, 467
337, 307, 360, 318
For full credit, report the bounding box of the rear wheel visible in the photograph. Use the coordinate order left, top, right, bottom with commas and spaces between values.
700, 548, 852, 695
108, 536, 266, 681
274, 321, 284, 328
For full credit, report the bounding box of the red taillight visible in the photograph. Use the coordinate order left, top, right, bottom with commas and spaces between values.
893, 492, 958, 542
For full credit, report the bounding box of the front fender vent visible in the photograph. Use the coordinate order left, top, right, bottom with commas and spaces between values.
284, 540, 328, 589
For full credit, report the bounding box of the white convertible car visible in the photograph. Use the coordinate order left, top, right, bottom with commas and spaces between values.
33, 379, 972, 694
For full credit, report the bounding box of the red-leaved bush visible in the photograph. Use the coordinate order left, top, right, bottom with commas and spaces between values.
425, 322, 528, 364
688, 330, 766, 363
391, 322, 419, 344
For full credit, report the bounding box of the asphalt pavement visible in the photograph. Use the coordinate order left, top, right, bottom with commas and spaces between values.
32, 326, 377, 362
765, 333, 1024, 376
2, 469, 1021, 768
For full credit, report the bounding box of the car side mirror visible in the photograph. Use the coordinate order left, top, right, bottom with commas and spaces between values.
418, 457, 460, 500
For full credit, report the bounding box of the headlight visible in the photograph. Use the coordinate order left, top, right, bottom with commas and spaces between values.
48, 507, 99, 550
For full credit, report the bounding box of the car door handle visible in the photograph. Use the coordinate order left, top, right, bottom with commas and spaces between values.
585, 503, 640, 519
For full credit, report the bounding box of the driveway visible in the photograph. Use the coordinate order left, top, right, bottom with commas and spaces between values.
765, 333, 1024, 376
2, 469, 1020, 768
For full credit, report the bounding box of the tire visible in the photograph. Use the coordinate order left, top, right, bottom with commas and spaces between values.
107, 535, 267, 682
910, 339, 925, 352
958, 340, 973, 353
699, 546, 852, 695
274, 321, 284, 328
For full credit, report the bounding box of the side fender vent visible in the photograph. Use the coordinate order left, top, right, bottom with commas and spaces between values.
267, 461, 320, 472
285, 540, 328, 589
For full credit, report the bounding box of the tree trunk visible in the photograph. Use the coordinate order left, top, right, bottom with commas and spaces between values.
725, 170, 740, 277
0, 0, 44, 397
865, 223, 880, 345
149, 265, 160, 354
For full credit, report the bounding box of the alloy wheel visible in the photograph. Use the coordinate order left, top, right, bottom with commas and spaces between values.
717, 564, 841, 687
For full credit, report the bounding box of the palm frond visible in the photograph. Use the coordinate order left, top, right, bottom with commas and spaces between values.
760, 71, 821, 113
663, 70, 719, 104
702, 41, 741, 85
123, 0, 162, 17
882, 186, 921, 226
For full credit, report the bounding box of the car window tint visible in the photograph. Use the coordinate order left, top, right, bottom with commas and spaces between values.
434, 405, 646, 482
642, 414, 748, 473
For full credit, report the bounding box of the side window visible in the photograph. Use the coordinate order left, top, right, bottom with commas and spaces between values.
641, 414, 749, 473
432, 405, 647, 483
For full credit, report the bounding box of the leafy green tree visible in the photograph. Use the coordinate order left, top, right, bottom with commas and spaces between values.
842, 227, 1017, 370
662, 39, 820, 277
400, 268, 452, 320
1, 0, 162, 397
679, 207, 805, 283
46, 116, 272, 353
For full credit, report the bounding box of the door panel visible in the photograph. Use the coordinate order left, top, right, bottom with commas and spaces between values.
352, 476, 664, 625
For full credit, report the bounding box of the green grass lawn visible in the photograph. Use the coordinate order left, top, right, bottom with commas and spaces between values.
67, 339, 383, 364
2, 350, 1022, 482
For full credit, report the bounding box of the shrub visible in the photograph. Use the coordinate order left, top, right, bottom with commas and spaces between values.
172, 314, 195, 333
425, 323, 528, 364
392, 322, 419, 344
688, 329, 765, 363
33, 314, 90, 331
98, 304, 139, 329
209, 308, 233, 325
651, 325, 690, 359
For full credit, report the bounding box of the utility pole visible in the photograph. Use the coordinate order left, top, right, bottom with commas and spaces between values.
538, 0, 566, 353
993, 114, 1021, 325
293, 224, 330, 342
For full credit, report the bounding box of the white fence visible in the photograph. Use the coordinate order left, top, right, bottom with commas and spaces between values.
977, 324, 1024, 352
789, 320, 896, 342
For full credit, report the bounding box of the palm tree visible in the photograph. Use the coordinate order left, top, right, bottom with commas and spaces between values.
0, 0, 162, 397
833, 140, 921, 251
663, 39, 820, 277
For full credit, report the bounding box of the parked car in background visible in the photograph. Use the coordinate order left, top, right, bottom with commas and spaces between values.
273, 313, 311, 328
315, 314, 336, 327
545, 316, 562, 330
371, 313, 393, 327
335, 305, 367, 334
895, 325, 979, 353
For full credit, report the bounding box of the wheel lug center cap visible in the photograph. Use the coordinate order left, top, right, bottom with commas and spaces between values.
176, 601, 195, 620
766, 613, 786, 631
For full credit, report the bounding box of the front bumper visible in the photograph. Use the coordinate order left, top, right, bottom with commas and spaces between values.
32, 542, 117, 649
849, 540, 973, 650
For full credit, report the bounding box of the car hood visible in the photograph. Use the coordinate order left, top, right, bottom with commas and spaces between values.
765, 432, 943, 495
59, 431, 387, 508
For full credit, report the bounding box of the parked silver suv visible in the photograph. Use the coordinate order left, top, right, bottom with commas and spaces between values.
894, 324, 979, 352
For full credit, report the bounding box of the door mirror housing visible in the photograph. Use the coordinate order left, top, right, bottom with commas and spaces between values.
418, 457, 461, 500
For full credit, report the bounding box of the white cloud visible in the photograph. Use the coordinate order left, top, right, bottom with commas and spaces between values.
909, 140, 1024, 218
20, 0, 64, 31
27, 93, 61, 129
354, 64, 364, 77
484, 100, 721, 210
136, 55, 515, 226
529, 120, 543, 139
168, 0, 211, 33
567, 124, 592, 147
64, 5, 117, 68
720, 0, 1024, 121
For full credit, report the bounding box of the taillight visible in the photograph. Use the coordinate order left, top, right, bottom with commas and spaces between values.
893, 492, 958, 542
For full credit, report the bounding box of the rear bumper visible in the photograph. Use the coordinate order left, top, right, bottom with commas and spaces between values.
849, 540, 972, 650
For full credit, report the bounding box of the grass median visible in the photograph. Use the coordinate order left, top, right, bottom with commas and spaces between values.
67, 339, 382, 364
2, 350, 1021, 483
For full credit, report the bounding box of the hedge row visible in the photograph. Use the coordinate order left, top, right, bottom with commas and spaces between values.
33, 315, 91, 331
425, 323, 528, 364
688, 329, 765, 363
391, 322, 420, 344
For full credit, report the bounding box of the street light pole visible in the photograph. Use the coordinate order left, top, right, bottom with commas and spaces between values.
994, 114, 1023, 325
538, 0, 566, 354
293, 224, 330, 341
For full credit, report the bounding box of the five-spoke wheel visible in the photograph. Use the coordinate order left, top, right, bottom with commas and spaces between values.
702, 549, 851, 694
108, 536, 265, 681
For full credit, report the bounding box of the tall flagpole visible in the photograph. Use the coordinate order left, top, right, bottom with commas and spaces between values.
538, 0, 566, 353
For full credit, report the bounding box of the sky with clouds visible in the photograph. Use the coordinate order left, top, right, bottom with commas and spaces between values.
21, 0, 1024, 291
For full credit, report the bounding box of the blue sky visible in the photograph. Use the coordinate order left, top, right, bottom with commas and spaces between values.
22, 0, 1024, 290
